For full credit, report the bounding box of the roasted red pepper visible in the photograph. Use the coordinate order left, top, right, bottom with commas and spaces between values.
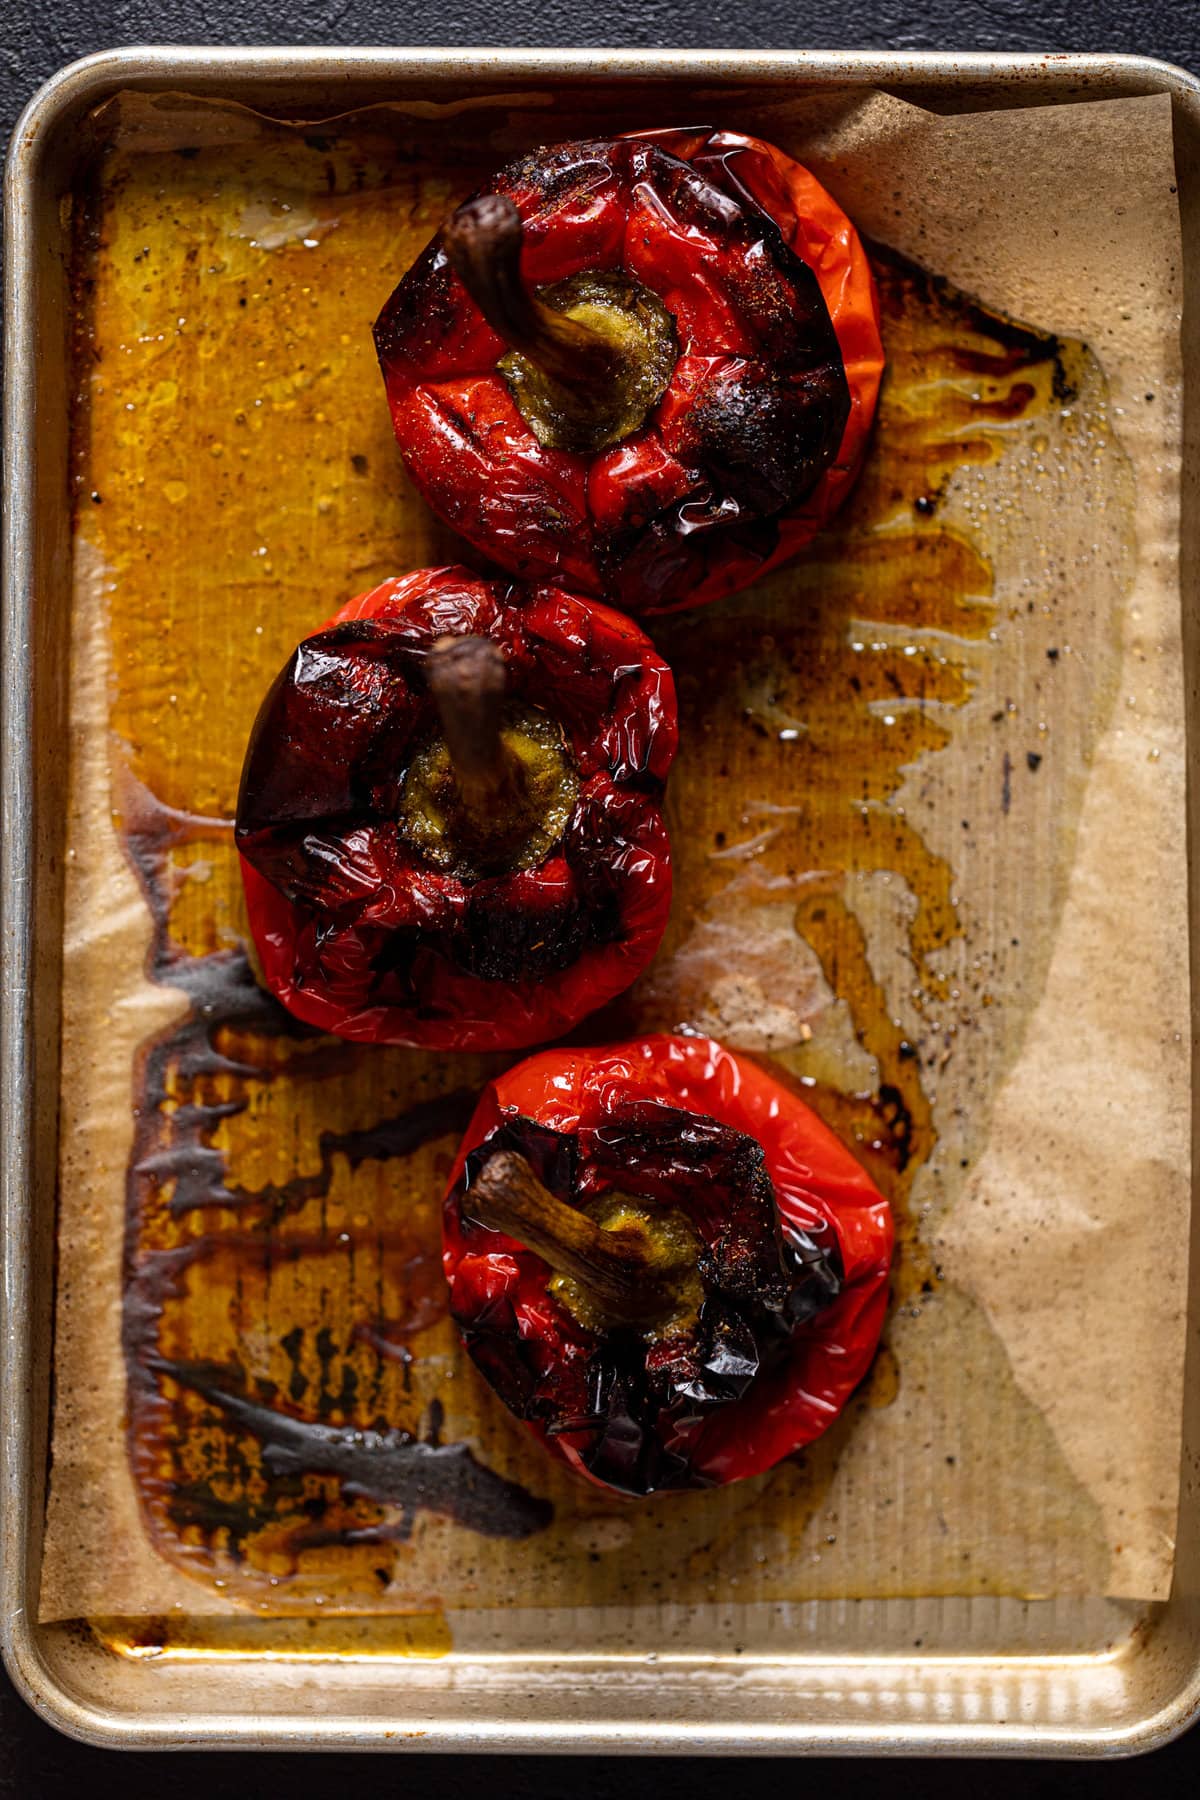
374, 127, 883, 617
236, 568, 677, 1051
443, 1035, 893, 1495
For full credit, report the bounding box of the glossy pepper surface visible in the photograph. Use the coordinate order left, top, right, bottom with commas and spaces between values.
443, 1034, 894, 1495
374, 127, 883, 617
236, 568, 678, 1051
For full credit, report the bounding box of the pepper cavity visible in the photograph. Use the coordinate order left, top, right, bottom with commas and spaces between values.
443, 195, 677, 455
465, 1148, 704, 1336
400, 635, 580, 880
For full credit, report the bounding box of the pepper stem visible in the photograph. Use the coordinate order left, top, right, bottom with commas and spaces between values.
465, 1151, 689, 1328
425, 634, 520, 816
443, 195, 623, 400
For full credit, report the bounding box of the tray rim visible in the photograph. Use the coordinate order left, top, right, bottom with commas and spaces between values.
4, 42, 1200, 1757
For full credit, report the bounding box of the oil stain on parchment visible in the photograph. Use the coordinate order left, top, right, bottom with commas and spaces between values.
65, 108, 1125, 1615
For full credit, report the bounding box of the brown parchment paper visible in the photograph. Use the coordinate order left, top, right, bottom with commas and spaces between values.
38, 83, 1185, 1625
781, 87, 1188, 1604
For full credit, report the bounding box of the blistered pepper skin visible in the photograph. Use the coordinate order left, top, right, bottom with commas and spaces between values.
236, 568, 678, 1051
374, 129, 884, 617
443, 1035, 894, 1495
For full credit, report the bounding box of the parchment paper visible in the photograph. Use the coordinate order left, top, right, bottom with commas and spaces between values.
782, 86, 1188, 1603
38, 83, 1186, 1623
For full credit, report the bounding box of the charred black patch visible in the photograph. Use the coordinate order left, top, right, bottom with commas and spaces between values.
462, 885, 591, 980
631, 140, 744, 235
601, 500, 781, 615
877, 1082, 915, 1173
372, 241, 457, 370
680, 362, 848, 516
236, 623, 423, 859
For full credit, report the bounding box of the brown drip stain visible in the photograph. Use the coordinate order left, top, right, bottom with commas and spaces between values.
70, 121, 1117, 1616
118, 772, 549, 1585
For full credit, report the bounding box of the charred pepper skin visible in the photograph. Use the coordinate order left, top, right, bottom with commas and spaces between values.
235, 568, 678, 1052
443, 1035, 894, 1496
374, 128, 883, 617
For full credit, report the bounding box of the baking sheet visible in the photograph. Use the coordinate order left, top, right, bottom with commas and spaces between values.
37, 82, 1185, 1625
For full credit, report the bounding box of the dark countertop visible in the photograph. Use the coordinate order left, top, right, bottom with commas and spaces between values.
3, 3, 1197, 1792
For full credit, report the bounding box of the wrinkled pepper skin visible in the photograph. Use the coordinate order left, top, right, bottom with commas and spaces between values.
443, 1035, 894, 1495
374, 128, 883, 617
236, 568, 678, 1051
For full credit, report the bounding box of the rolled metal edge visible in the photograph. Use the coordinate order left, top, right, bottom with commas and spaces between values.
3, 43, 1200, 1755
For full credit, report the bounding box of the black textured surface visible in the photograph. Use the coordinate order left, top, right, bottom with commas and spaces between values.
3, 0, 1199, 1790
1, 0, 1199, 124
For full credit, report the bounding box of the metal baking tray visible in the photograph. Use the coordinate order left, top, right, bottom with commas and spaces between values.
4, 46, 1200, 1755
